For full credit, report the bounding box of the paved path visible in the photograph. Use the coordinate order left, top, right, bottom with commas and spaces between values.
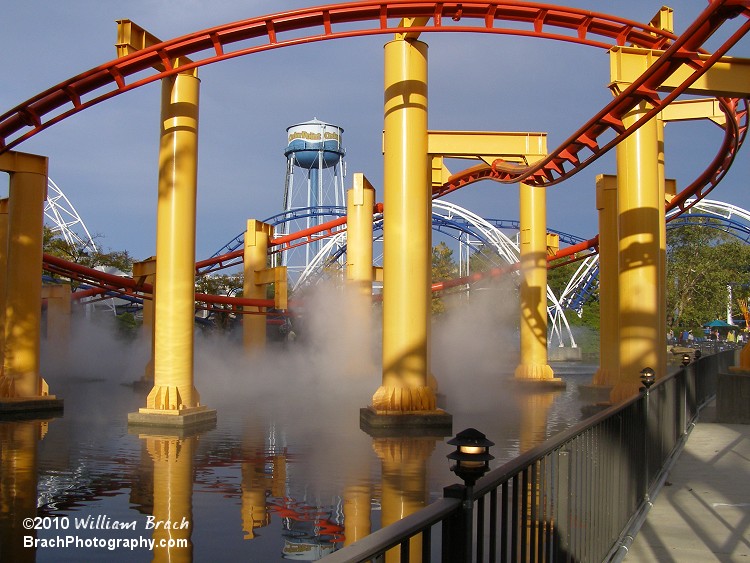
624, 403, 750, 562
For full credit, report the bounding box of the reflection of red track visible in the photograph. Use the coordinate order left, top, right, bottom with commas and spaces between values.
3, 2, 746, 300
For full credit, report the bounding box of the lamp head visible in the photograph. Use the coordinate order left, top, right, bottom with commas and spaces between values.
447, 428, 494, 486
640, 367, 656, 390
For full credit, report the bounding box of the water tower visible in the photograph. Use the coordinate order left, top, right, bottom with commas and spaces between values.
282, 119, 346, 270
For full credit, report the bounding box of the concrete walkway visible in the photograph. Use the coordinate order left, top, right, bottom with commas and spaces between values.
624, 402, 750, 562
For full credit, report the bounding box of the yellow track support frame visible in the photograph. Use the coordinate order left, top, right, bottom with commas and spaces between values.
122, 21, 214, 426
243, 220, 287, 352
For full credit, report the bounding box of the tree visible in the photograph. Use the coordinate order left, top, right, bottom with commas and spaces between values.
431, 241, 458, 314
667, 220, 750, 331
43, 226, 134, 274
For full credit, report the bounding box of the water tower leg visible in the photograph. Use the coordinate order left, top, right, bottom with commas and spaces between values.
515, 182, 561, 386
129, 72, 215, 428
0, 151, 62, 413
588, 175, 619, 399
362, 38, 451, 430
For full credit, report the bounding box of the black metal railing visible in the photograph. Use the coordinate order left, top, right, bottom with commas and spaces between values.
321, 350, 732, 563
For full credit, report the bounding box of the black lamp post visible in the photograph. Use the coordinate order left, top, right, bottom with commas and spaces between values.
447, 428, 495, 487
445, 428, 494, 562
681, 353, 691, 367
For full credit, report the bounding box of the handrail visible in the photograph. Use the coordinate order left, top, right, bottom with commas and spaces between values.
321, 350, 732, 562
321, 498, 461, 563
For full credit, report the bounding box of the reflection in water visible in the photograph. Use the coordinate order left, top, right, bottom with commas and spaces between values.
518, 390, 561, 453
142, 433, 196, 563
373, 436, 438, 563
0, 362, 594, 561
0, 420, 45, 563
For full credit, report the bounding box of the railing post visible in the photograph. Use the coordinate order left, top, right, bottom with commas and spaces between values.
639, 368, 655, 501
554, 448, 571, 559
442, 484, 472, 563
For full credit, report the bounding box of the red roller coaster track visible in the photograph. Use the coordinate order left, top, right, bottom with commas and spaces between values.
0, 1, 745, 307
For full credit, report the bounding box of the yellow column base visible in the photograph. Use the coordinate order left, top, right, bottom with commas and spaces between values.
371, 385, 437, 413
592, 367, 616, 387
514, 363, 558, 381
146, 384, 200, 411
0, 374, 50, 398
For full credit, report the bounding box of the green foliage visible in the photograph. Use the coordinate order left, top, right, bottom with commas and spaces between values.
115, 311, 138, 340
431, 241, 458, 314
667, 221, 750, 330
43, 226, 134, 274
468, 247, 502, 274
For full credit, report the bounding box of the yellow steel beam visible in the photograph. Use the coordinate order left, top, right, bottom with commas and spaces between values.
425, 131, 547, 188
395, 17, 431, 41
647, 6, 673, 34
610, 46, 750, 97
660, 98, 726, 126
116, 19, 195, 74
254, 266, 288, 310
427, 130, 547, 165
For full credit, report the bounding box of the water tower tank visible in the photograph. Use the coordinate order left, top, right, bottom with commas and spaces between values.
285, 119, 344, 169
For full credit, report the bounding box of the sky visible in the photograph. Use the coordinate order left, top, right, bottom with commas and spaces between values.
0, 0, 748, 263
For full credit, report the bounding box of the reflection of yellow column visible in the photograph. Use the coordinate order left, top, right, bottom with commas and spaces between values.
241, 461, 270, 540
517, 392, 557, 558
375, 38, 437, 413
145, 434, 195, 563
346, 175, 376, 377
373, 437, 435, 563
343, 485, 371, 547
0, 198, 9, 365
593, 175, 619, 389
515, 183, 559, 383
518, 391, 556, 453
0, 152, 53, 400
133, 257, 156, 383
0, 421, 42, 563
612, 102, 663, 402
243, 220, 273, 353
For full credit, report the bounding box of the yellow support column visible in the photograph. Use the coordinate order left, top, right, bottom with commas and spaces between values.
364, 36, 450, 429
133, 257, 156, 386
128, 72, 215, 427
243, 220, 273, 353
0, 198, 8, 367
42, 284, 71, 366
612, 101, 665, 402
591, 175, 619, 394
0, 151, 61, 412
345, 174, 377, 377
515, 182, 561, 386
